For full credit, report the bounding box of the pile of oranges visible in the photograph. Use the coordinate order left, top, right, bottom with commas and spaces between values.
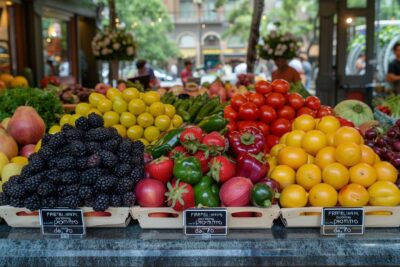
268, 114, 400, 208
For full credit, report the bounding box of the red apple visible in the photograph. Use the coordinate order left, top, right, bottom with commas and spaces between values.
20, 144, 36, 158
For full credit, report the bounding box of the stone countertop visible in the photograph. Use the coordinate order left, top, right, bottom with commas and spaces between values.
0, 221, 399, 266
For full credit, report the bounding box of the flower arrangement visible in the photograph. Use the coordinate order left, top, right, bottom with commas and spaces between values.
91, 28, 136, 61
258, 31, 301, 60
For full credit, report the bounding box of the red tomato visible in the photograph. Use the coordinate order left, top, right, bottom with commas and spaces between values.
265, 135, 280, 152
237, 121, 258, 131
297, 107, 316, 117
305, 96, 321, 110
226, 120, 237, 132
265, 92, 286, 109
316, 105, 334, 118
224, 105, 239, 121
272, 79, 290, 94
257, 122, 270, 136
255, 80, 273, 95
287, 93, 305, 109
278, 106, 296, 121
230, 94, 247, 111
248, 93, 265, 107
238, 102, 260, 121
259, 105, 277, 124
270, 118, 291, 136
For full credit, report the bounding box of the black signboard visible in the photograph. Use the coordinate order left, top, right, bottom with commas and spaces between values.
321, 207, 364, 235
183, 208, 228, 236
39, 209, 85, 238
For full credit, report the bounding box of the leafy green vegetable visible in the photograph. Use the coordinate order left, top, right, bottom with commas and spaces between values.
0, 88, 64, 129
290, 81, 311, 98
383, 95, 400, 118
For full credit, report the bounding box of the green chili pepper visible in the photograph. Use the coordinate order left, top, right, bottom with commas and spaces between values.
150, 128, 183, 159
194, 97, 220, 123
173, 156, 202, 185
194, 176, 220, 207
197, 114, 228, 132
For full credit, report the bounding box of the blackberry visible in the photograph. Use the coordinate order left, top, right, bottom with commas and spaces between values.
102, 139, 120, 152
28, 153, 46, 172
41, 196, 57, 208
61, 124, 74, 131
84, 198, 95, 207
114, 163, 132, 178
70, 140, 87, 157
110, 195, 122, 207
47, 132, 66, 149
95, 175, 117, 192
57, 185, 68, 197
9, 197, 24, 208
0, 192, 9, 205
130, 166, 144, 183
48, 158, 59, 169
81, 168, 103, 185
86, 142, 101, 154
61, 171, 79, 184
88, 113, 104, 129
132, 141, 145, 154
118, 152, 132, 163
7, 175, 24, 185
76, 157, 88, 170
75, 116, 90, 131
131, 156, 144, 166
46, 169, 62, 184
20, 165, 36, 178
87, 153, 101, 168
22, 174, 43, 192
122, 192, 136, 207
99, 150, 118, 168
58, 146, 73, 157
58, 195, 81, 208
64, 128, 83, 140
118, 139, 134, 155
41, 133, 52, 146
78, 186, 93, 200
85, 128, 112, 142
56, 156, 76, 171
107, 127, 119, 138
37, 182, 56, 196
38, 146, 54, 160
24, 194, 41, 210
93, 194, 110, 211
115, 178, 134, 195
65, 184, 80, 195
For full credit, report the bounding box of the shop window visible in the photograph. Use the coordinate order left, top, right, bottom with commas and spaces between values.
42, 17, 70, 77
227, 36, 244, 48
179, 34, 196, 48
345, 17, 367, 76
204, 34, 220, 48
347, 0, 367, 8
180, 0, 194, 20
0, 6, 10, 73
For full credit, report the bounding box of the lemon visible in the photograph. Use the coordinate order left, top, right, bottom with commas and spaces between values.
35, 140, 41, 152
87, 108, 102, 116
138, 138, 150, 146
112, 124, 127, 138
113, 99, 128, 113
75, 103, 92, 116
164, 104, 176, 118
172, 115, 183, 128
89, 92, 105, 106
103, 111, 120, 127
106, 88, 121, 100
128, 99, 146, 115
142, 91, 160, 105
122, 88, 140, 101
0, 152, 9, 174
149, 102, 165, 117
144, 126, 160, 142
97, 98, 113, 113
155, 115, 171, 131
11, 156, 28, 166
69, 114, 83, 126
137, 113, 154, 128
49, 125, 61, 134
120, 112, 136, 127
60, 114, 71, 126
1, 163, 23, 182
127, 125, 143, 140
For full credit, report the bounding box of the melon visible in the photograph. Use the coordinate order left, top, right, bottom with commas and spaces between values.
333, 100, 373, 127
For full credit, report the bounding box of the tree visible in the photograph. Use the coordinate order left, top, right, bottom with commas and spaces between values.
246, 0, 264, 73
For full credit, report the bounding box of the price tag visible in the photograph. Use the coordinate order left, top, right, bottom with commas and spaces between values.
321, 207, 364, 236
183, 208, 228, 236
39, 209, 85, 238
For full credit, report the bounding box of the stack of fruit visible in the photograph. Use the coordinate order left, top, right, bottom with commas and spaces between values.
0, 73, 29, 90
0, 113, 143, 211
55, 88, 183, 146
267, 114, 400, 208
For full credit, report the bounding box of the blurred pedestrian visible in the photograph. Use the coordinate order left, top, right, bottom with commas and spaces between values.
355, 54, 366, 75
180, 60, 193, 86
387, 43, 400, 93
300, 54, 312, 91
170, 64, 178, 79
272, 57, 301, 83
136, 59, 159, 88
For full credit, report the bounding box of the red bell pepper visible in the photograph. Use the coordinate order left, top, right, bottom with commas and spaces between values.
229, 127, 265, 156
235, 153, 269, 184
336, 116, 355, 127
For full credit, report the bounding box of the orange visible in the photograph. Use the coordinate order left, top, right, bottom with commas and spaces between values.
270, 144, 286, 157
322, 162, 350, 190
309, 183, 338, 207
317, 116, 341, 134
301, 130, 327, 155
335, 142, 361, 167
270, 165, 296, 189
373, 161, 397, 183
326, 132, 335, 146
338, 183, 369, 207
368, 181, 400, 206
349, 163, 377, 187
293, 114, 316, 131
334, 126, 362, 146
295, 163, 321, 190
278, 146, 308, 169
285, 130, 306, 147
279, 132, 289, 144
360, 145, 376, 165
315, 146, 336, 169
280, 184, 308, 208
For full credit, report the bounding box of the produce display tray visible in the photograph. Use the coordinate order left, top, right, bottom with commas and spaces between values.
0, 206, 131, 228
130, 205, 281, 229
280, 206, 400, 228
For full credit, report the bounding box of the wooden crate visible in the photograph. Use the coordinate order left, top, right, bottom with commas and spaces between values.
280, 206, 400, 228
130, 205, 281, 229
0, 206, 131, 228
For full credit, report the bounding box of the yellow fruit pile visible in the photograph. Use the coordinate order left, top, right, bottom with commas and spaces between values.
53, 88, 184, 146
0, 152, 27, 191
268, 115, 400, 208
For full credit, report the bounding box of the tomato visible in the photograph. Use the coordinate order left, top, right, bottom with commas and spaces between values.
317, 116, 340, 134
155, 115, 171, 131
309, 183, 338, 207
270, 165, 296, 189
256, 122, 270, 136
265, 135, 280, 151
337, 116, 355, 127
293, 114, 316, 131
297, 107, 316, 117
301, 130, 327, 156
305, 96, 321, 110
315, 146, 336, 169
338, 183, 369, 207
271, 118, 291, 137
374, 161, 397, 183
317, 105, 333, 118
334, 126, 362, 146
255, 80, 273, 95
265, 92, 286, 109
237, 121, 258, 131
135, 179, 167, 207
296, 164, 322, 190
272, 79, 290, 94
287, 93, 305, 109
280, 184, 308, 208
224, 105, 239, 121
360, 145, 376, 165
226, 119, 237, 132
286, 129, 306, 147
259, 105, 277, 124
231, 94, 247, 111
368, 181, 400, 206
322, 162, 350, 190
278, 106, 296, 121
238, 102, 260, 121
248, 93, 265, 107
335, 142, 361, 167
278, 146, 308, 170
349, 162, 377, 187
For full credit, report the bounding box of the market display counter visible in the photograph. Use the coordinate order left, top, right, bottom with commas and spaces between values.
0, 221, 399, 266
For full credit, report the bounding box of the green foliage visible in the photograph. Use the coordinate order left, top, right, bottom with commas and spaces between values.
349, 26, 400, 51
0, 88, 64, 128
222, 0, 252, 41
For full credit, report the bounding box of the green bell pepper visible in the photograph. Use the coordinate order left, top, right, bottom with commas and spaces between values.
251, 183, 273, 208
194, 176, 220, 207
173, 156, 202, 185
197, 114, 228, 132
150, 128, 183, 159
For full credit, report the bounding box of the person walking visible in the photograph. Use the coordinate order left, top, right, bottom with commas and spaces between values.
272, 57, 301, 83
387, 43, 400, 93
180, 60, 193, 86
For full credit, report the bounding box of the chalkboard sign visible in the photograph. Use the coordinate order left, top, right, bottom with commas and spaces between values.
39, 209, 86, 238
321, 207, 364, 235
183, 208, 228, 236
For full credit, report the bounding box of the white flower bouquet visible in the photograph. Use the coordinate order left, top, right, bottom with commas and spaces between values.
91, 28, 136, 61
258, 31, 301, 60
